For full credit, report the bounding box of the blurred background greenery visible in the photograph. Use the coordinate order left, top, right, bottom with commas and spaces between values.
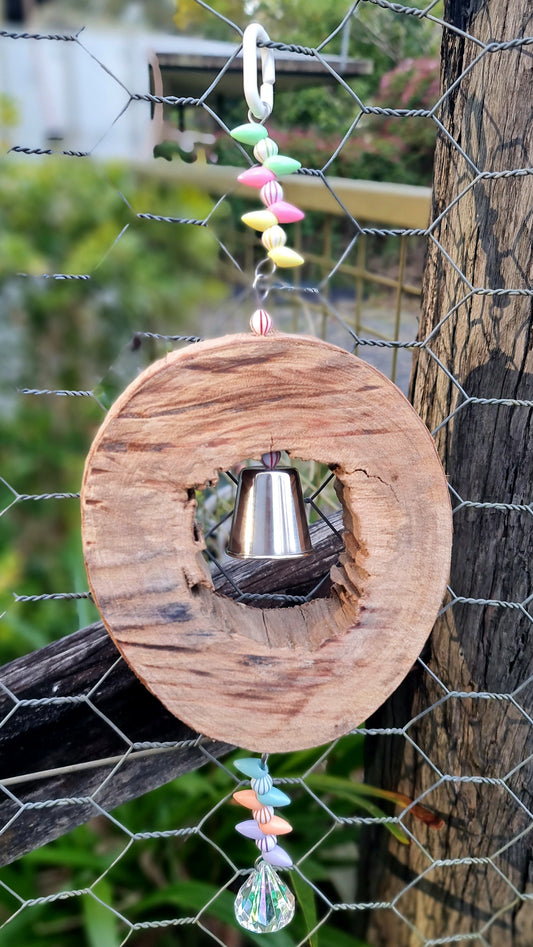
0, 0, 442, 944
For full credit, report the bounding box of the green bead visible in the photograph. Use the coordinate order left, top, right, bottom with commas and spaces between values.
230, 123, 268, 146
262, 155, 301, 176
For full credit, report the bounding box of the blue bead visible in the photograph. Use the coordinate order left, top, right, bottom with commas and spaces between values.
234, 757, 269, 779
257, 787, 291, 807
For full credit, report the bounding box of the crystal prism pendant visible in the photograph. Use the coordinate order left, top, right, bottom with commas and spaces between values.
234, 860, 295, 933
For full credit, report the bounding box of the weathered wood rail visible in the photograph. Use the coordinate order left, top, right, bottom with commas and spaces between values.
0, 512, 343, 867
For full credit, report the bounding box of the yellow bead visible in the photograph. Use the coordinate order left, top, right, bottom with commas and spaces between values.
261, 225, 287, 251
268, 247, 305, 268
241, 210, 279, 232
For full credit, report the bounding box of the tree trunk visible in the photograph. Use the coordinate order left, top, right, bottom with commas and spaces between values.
361, 1, 533, 944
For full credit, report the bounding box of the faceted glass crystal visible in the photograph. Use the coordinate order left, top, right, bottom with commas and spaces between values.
234, 860, 295, 934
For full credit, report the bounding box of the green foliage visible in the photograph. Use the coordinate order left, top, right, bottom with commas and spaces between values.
0, 157, 225, 663
0, 741, 396, 946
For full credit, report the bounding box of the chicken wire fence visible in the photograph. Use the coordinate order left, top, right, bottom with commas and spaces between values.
0, 0, 532, 945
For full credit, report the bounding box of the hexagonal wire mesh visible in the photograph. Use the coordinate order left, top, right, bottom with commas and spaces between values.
0, 1, 532, 945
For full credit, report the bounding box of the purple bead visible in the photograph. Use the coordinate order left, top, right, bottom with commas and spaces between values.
236, 820, 267, 840
262, 844, 293, 868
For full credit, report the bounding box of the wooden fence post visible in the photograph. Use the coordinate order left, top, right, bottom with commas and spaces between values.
361, 1, 533, 943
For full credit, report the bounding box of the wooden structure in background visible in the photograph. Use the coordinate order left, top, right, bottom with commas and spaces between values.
362, 0, 533, 943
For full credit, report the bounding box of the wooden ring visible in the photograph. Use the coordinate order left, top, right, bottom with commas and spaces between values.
82, 334, 452, 752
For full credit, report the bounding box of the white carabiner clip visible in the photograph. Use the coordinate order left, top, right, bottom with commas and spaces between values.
242, 22, 275, 122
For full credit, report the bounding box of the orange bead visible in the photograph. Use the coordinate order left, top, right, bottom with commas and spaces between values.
233, 789, 261, 809
259, 815, 293, 836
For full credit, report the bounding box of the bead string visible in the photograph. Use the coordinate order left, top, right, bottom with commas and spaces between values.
229, 120, 306, 338
232, 755, 294, 868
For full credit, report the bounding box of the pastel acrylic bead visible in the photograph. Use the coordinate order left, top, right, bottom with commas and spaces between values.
241, 210, 279, 232
253, 137, 279, 163
251, 773, 274, 795
253, 806, 274, 825
263, 155, 301, 176
261, 225, 287, 252
257, 787, 291, 807
268, 247, 305, 268
237, 166, 276, 188
261, 451, 281, 469
250, 309, 273, 336
259, 815, 293, 837
266, 201, 305, 224
234, 758, 269, 779
256, 834, 278, 853
235, 820, 268, 840
262, 844, 293, 868
260, 181, 284, 207
230, 123, 268, 146
233, 789, 261, 809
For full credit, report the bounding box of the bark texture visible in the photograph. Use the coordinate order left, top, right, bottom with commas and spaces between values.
362, 1, 533, 944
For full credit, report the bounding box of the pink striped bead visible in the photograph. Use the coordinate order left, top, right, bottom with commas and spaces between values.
253, 805, 274, 825
260, 181, 284, 207
250, 309, 273, 336
237, 166, 276, 188
261, 452, 281, 469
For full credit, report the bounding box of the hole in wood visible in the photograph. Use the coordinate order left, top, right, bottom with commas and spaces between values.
194, 459, 346, 609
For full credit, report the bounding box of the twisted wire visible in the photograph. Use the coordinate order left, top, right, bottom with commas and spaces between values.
1, 3, 532, 946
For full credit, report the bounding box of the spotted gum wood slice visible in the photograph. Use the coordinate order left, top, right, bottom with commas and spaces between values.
81, 333, 452, 752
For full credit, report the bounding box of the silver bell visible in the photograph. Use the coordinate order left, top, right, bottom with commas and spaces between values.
227, 466, 313, 560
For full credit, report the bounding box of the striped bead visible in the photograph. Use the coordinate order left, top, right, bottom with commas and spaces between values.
256, 833, 278, 853
260, 452, 281, 470
250, 309, 273, 336
260, 181, 284, 207
251, 772, 274, 795
261, 225, 287, 252
253, 137, 279, 163
253, 805, 274, 825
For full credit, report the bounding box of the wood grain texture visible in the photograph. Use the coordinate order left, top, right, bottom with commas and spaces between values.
82, 333, 452, 752
361, 1, 533, 943
0, 513, 342, 867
